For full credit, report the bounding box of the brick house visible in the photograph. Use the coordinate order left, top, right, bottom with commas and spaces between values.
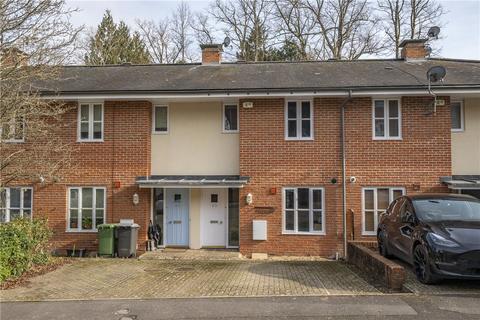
2, 40, 479, 257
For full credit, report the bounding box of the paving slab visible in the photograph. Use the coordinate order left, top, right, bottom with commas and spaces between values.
0, 259, 380, 301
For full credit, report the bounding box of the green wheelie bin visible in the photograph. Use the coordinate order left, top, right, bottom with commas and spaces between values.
97, 224, 116, 257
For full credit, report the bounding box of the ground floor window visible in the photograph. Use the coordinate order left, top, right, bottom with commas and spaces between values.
460, 189, 480, 199
0, 187, 32, 222
283, 187, 324, 234
152, 188, 164, 246
228, 188, 239, 247
363, 187, 405, 235
68, 187, 105, 231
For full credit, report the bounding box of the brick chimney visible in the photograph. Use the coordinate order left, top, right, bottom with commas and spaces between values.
399, 39, 429, 60
200, 44, 223, 64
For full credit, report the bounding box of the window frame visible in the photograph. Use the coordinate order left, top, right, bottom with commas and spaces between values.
222, 103, 239, 133
1, 116, 25, 143
282, 187, 325, 235
372, 99, 402, 140
0, 187, 33, 223
152, 105, 169, 134
284, 99, 314, 141
77, 102, 104, 142
67, 186, 106, 232
362, 187, 406, 236
451, 100, 464, 132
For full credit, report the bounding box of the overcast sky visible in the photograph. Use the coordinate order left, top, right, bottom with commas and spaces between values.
68, 0, 480, 60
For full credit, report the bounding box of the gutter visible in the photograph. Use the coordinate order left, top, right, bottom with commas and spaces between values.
341, 90, 353, 258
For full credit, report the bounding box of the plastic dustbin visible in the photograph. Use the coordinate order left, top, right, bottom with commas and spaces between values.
97, 224, 116, 257
116, 223, 140, 258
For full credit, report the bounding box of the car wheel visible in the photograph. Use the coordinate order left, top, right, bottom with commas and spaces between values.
377, 231, 391, 258
413, 244, 438, 285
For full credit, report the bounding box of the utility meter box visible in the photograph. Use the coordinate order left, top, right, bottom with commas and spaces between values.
252, 220, 267, 240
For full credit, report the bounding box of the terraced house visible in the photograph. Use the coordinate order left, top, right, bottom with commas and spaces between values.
2, 40, 480, 257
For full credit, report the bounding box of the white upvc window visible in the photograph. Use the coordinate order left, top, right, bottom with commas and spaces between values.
285, 100, 313, 140
373, 99, 401, 140
67, 187, 106, 232
451, 101, 464, 132
362, 187, 405, 235
223, 103, 239, 133
283, 187, 325, 234
0, 187, 33, 223
78, 103, 103, 141
1, 116, 25, 143
153, 105, 169, 134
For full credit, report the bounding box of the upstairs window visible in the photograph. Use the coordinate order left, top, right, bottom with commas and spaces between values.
0, 188, 32, 223
285, 100, 313, 140
78, 103, 103, 141
154, 105, 168, 133
373, 99, 401, 139
451, 101, 464, 132
223, 104, 238, 132
1, 116, 24, 142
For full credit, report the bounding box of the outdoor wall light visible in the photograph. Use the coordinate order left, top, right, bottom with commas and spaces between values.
246, 193, 253, 205
133, 193, 140, 205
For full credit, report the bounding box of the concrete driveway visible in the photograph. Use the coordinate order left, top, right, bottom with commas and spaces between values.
0, 259, 380, 301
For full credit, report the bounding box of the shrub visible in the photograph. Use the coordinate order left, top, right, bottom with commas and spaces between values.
0, 218, 52, 282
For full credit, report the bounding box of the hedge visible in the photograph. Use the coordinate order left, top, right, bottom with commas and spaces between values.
0, 218, 52, 282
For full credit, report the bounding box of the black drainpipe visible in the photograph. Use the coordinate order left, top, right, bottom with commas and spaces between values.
341, 90, 353, 258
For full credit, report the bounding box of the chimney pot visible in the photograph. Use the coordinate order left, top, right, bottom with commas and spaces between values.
200, 44, 223, 64
399, 39, 429, 60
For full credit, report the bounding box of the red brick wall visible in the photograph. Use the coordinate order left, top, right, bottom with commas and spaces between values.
28, 101, 152, 254
239, 96, 451, 257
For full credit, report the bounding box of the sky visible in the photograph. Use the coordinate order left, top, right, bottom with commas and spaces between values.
67, 0, 480, 60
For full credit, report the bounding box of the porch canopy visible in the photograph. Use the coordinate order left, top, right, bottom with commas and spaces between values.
441, 175, 480, 190
136, 175, 250, 188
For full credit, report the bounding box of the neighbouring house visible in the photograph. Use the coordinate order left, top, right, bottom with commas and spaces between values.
1, 40, 479, 257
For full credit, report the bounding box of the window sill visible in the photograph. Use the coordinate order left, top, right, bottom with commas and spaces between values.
222, 130, 239, 134
372, 137, 402, 141
76, 139, 104, 143
285, 137, 314, 141
451, 129, 464, 133
282, 231, 326, 236
152, 131, 169, 135
361, 232, 377, 236
66, 229, 98, 233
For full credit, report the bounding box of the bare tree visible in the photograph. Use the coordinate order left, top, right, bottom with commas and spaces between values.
211, 0, 275, 61
171, 1, 194, 63
304, 0, 385, 60
378, 0, 444, 58
272, 0, 316, 60
136, 19, 174, 63
191, 12, 216, 45
0, 0, 82, 188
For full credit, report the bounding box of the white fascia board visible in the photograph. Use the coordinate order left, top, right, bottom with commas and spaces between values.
41, 88, 480, 101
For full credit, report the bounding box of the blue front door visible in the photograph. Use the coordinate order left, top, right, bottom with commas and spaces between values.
165, 189, 189, 246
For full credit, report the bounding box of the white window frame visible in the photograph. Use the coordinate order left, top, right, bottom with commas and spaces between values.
77, 102, 104, 142
0, 117, 25, 143
451, 100, 464, 132
362, 187, 406, 236
67, 187, 106, 232
152, 105, 169, 134
282, 187, 325, 235
0, 187, 33, 223
222, 103, 239, 133
285, 100, 314, 140
372, 99, 402, 140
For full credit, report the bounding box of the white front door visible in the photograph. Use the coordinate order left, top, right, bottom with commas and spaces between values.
201, 188, 227, 247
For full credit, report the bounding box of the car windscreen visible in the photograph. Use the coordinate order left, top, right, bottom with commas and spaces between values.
413, 198, 480, 222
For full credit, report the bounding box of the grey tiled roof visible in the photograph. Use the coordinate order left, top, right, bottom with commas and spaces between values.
36, 58, 480, 94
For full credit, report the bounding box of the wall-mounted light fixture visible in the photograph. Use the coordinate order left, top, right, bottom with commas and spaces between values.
246, 193, 253, 205
133, 193, 140, 205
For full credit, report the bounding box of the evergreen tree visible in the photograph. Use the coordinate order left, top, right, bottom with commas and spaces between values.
84, 10, 150, 65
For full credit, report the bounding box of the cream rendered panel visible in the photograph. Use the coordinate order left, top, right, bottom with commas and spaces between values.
452, 98, 480, 175
189, 189, 201, 249
151, 102, 239, 175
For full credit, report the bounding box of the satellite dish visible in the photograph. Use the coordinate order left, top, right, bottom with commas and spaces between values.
427, 26, 440, 39
223, 36, 231, 47
427, 66, 446, 83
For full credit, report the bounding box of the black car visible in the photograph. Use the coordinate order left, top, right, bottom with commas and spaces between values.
377, 194, 480, 284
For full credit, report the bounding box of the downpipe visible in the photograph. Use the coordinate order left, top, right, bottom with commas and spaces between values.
341, 90, 353, 259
